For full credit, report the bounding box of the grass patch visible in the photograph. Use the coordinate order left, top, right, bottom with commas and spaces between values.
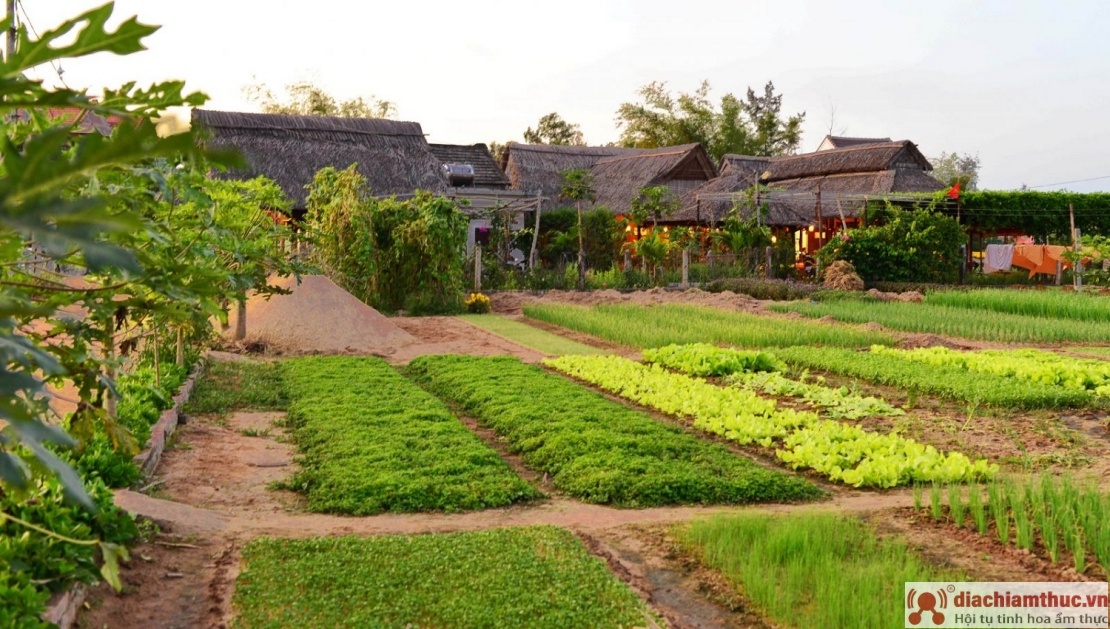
773, 346, 1089, 410
184, 359, 287, 415
407, 355, 823, 507
282, 356, 540, 515
927, 288, 1110, 322
771, 299, 1110, 343
233, 527, 656, 628
524, 303, 893, 349
679, 512, 959, 628
458, 314, 607, 355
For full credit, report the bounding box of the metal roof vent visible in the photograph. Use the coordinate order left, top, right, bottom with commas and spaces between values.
443, 163, 475, 187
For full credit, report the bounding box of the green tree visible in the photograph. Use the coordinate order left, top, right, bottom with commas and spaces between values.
930, 152, 980, 190
629, 185, 680, 231
245, 80, 396, 118
615, 80, 805, 161
523, 112, 586, 146
558, 169, 596, 290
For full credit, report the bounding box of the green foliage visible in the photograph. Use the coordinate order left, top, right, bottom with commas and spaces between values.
184, 360, 288, 415
816, 207, 966, 283
306, 166, 468, 314
0, 475, 137, 625
408, 355, 822, 506
523, 112, 585, 146
949, 190, 1110, 239
926, 288, 1110, 322
629, 185, 680, 229
244, 80, 395, 118
680, 512, 960, 628
772, 346, 1090, 409
282, 357, 539, 515
706, 277, 827, 300
930, 151, 980, 190
524, 303, 893, 349
549, 355, 991, 488
771, 299, 1110, 344
615, 80, 805, 160
233, 527, 655, 628
642, 343, 784, 377
727, 371, 903, 420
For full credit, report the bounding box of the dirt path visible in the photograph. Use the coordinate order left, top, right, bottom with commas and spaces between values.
389, 316, 545, 363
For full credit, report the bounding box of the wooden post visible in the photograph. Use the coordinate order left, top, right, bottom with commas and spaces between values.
707, 249, 716, 270
234, 298, 247, 341
1075, 227, 1083, 292
105, 318, 116, 419
765, 245, 773, 279
474, 244, 482, 292
1055, 260, 1063, 286
529, 195, 541, 269
153, 327, 161, 388
681, 249, 689, 288
176, 327, 185, 366
959, 244, 967, 285
623, 248, 631, 270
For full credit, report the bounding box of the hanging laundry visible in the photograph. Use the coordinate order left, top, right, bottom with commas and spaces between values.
982, 244, 1014, 274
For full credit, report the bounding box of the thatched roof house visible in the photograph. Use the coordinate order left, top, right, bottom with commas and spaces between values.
500, 142, 716, 215
191, 109, 447, 211
815, 135, 892, 151
676, 140, 945, 226
428, 143, 510, 189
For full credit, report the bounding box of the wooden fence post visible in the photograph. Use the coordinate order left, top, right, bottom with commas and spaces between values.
681, 249, 690, 288
474, 244, 482, 292
765, 246, 773, 279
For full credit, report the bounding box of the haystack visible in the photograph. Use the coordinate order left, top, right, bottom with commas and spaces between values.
228, 275, 415, 355
823, 260, 865, 291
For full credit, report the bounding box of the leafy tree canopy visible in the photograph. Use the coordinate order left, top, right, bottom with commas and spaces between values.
523, 112, 586, 146
615, 80, 805, 161
931, 151, 980, 190
244, 80, 396, 118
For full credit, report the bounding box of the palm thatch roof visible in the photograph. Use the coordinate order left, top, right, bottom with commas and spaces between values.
191, 109, 447, 209
501, 143, 640, 207
816, 135, 892, 151
428, 143, 510, 189
592, 144, 716, 214
673, 141, 944, 226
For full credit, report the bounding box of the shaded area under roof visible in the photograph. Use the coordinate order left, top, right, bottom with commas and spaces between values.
191, 109, 447, 209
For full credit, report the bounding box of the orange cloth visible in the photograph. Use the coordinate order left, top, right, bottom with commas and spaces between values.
1011, 245, 1072, 278
1011, 244, 1042, 273
1030, 245, 1071, 276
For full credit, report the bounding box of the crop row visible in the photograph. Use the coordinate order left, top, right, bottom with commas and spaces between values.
643, 343, 902, 419
282, 356, 540, 515
406, 355, 822, 506
524, 302, 893, 349
772, 346, 1090, 409
770, 299, 1110, 343
546, 355, 996, 488
873, 345, 1110, 398
927, 288, 1110, 323
919, 476, 1110, 576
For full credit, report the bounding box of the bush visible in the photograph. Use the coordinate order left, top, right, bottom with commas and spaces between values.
464, 292, 491, 314
706, 277, 826, 300
818, 207, 966, 283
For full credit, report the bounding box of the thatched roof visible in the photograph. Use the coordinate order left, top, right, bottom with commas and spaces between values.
191, 109, 447, 209
428, 143, 510, 189
762, 141, 932, 182
592, 144, 716, 214
816, 135, 892, 151
500, 143, 641, 208
673, 142, 944, 226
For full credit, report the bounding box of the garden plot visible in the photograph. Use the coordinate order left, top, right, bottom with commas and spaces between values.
407, 354, 824, 506
282, 356, 540, 514
232, 527, 658, 628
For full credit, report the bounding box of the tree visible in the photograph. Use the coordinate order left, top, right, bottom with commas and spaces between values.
629, 185, 680, 231
931, 152, 980, 190
523, 112, 586, 146
558, 169, 596, 291
244, 80, 396, 118
615, 80, 805, 161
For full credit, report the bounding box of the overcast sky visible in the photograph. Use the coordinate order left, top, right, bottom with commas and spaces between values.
20, 0, 1110, 191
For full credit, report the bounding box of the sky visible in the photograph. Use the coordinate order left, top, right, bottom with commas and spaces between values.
18, 0, 1110, 192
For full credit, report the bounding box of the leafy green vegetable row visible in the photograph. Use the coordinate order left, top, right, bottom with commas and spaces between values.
406, 355, 823, 506
769, 299, 1110, 343
523, 302, 893, 349
641, 343, 784, 376
233, 527, 655, 628
642, 343, 902, 419
282, 357, 540, 515
872, 346, 1110, 397
772, 346, 1090, 409
547, 355, 996, 488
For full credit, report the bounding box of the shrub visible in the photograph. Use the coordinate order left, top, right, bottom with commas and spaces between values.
817, 207, 966, 283
706, 277, 827, 300
464, 292, 491, 314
